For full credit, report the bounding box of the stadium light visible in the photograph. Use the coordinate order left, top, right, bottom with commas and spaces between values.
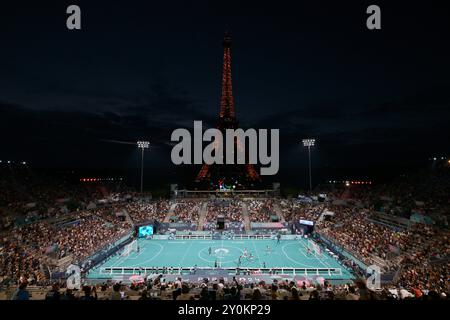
302, 139, 316, 192
137, 141, 149, 149
137, 141, 150, 193
302, 139, 315, 147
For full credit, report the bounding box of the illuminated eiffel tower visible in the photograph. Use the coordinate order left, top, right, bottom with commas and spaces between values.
195, 31, 260, 189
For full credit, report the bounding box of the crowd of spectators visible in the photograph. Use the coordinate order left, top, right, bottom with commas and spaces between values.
247, 199, 277, 222
0, 240, 45, 287
317, 207, 411, 264
281, 201, 325, 223
125, 201, 169, 224
395, 227, 449, 293
172, 200, 200, 223
205, 200, 243, 222
1, 207, 131, 285
280, 177, 449, 293
5, 276, 447, 301
0, 166, 132, 230
373, 167, 450, 219
1, 163, 449, 299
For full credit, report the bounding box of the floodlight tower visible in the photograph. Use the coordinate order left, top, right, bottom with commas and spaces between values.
302, 139, 316, 192
137, 141, 150, 193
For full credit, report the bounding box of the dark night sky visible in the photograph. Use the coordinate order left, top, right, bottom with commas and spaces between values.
1, 0, 449, 186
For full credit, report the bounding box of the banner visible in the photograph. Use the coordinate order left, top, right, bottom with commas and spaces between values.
299, 219, 314, 226
250, 222, 284, 229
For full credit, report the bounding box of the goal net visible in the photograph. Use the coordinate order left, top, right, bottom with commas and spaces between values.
121, 240, 138, 257
307, 239, 322, 257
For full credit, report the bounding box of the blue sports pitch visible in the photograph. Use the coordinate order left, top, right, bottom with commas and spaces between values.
88, 238, 353, 281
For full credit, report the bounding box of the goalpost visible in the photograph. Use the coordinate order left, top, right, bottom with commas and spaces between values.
121, 240, 138, 257
306, 239, 322, 258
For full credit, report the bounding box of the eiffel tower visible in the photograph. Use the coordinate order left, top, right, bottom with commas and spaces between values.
195, 31, 260, 189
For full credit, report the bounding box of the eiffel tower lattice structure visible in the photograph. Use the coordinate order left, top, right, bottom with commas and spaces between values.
195, 32, 260, 189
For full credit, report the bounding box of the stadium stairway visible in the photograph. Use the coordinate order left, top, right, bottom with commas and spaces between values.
241, 202, 251, 231
122, 210, 134, 226
164, 202, 178, 222
197, 202, 208, 231
392, 234, 437, 263
273, 203, 285, 223
370, 254, 389, 270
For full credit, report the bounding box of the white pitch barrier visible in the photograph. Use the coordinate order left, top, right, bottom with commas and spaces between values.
99, 266, 342, 276
307, 239, 322, 258
121, 240, 138, 257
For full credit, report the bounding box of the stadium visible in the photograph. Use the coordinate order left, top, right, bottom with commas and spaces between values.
1, 163, 449, 301
1, 1, 449, 304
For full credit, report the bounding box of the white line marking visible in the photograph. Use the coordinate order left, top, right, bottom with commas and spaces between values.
281, 243, 313, 268
134, 242, 164, 266
178, 240, 194, 267
251, 239, 263, 268
126, 247, 147, 260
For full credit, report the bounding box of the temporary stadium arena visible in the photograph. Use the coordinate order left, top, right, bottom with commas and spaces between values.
1, 2, 449, 304
1, 161, 449, 301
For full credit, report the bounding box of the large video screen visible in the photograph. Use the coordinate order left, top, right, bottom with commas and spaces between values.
299, 219, 314, 226
138, 225, 154, 237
